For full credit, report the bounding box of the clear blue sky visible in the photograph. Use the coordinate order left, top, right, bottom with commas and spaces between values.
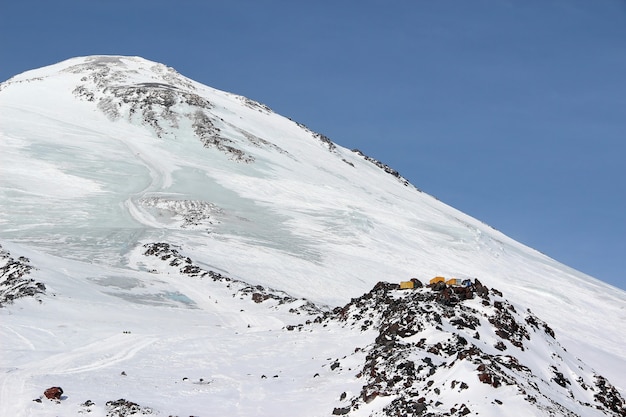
1, 1, 625, 290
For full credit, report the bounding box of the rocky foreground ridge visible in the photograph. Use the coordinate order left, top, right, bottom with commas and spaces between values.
322, 281, 625, 416
2, 242, 625, 416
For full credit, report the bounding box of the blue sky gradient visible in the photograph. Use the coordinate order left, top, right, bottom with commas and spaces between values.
1, 1, 625, 289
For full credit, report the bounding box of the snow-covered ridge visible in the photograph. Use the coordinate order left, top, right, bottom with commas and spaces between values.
66, 56, 265, 162
141, 242, 323, 316
2, 55, 412, 184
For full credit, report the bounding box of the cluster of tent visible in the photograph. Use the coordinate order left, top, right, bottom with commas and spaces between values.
399, 276, 472, 290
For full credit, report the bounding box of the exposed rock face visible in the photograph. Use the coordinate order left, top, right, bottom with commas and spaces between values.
0, 245, 45, 306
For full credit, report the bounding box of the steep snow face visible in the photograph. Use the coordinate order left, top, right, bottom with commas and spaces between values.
0, 56, 625, 415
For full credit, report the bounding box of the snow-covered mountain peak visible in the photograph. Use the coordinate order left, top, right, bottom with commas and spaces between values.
3, 55, 286, 163
1, 56, 625, 416
4, 55, 191, 90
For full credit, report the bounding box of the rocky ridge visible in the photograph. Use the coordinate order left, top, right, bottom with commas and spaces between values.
142, 242, 323, 316
0, 244, 45, 307
322, 280, 626, 416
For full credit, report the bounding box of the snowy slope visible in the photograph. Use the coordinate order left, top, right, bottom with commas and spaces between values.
1, 56, 625, 416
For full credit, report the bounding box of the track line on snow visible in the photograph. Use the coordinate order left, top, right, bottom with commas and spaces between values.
0, 325, 36, 351
0, 368, 28, 417
31, 334, 159, 375
0, 333, 157, 417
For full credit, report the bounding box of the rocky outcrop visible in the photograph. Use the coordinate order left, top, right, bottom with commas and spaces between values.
352, 149, 411, 187
319, 280, 626, 416
105, 399, 154, 416
139, 197, 222, 229
0, 245, 45, 307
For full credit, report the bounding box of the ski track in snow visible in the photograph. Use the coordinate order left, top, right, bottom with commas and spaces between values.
0, 332, 157, 417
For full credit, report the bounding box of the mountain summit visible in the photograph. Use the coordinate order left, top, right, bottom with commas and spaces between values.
1, 56, 624, 416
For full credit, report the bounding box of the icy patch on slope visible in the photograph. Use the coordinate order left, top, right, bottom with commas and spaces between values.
0, 134, 103, 202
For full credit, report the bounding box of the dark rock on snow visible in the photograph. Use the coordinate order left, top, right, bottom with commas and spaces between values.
43, 386, 63, 400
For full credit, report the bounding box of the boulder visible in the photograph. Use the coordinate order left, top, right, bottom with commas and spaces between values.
44, 386, 63, 400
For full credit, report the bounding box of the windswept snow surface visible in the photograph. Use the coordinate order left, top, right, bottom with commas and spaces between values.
1, 56, 625, 416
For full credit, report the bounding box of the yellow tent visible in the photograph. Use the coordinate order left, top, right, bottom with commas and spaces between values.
429, 276, 445, 285
400, 281, 414, 289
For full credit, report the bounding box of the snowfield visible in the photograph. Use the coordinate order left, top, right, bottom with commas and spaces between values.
1, 56, 624, 416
